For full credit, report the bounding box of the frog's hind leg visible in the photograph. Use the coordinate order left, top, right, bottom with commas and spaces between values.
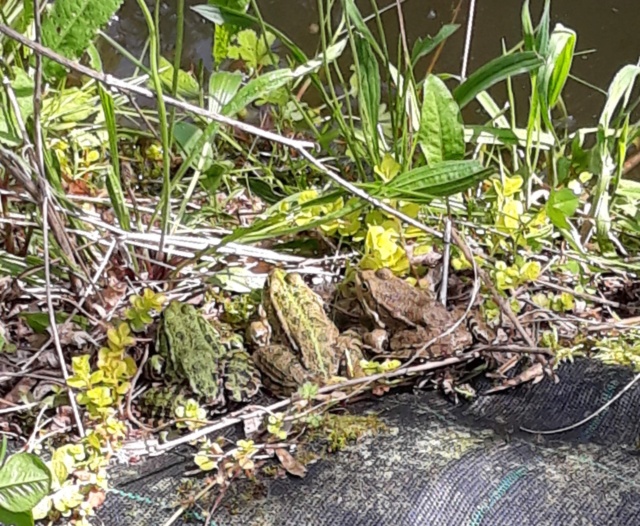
224, 350, 262, 403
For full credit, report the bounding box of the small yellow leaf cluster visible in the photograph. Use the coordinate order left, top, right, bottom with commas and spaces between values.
532, 291, 575, 312
374, 153, 401, 182
233, 439, 258, 472
594, 334, 640, 371
67, 323, 136, 418
267, 412, 287, 440
361, 223, 409, 274
34, 439, 111, 523
175, 398, 207, 431
194, 440, 224, 472
494, 175, 524, 234
492, 259, 541, 291
125, 288, 166, 332
360, 359, 402, 375
287, 190, 361, 237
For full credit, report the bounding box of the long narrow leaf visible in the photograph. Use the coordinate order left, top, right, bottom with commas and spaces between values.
541, 24, 576, 108
98, 86, 130, 231
342, 0, 383, 58
379, 160, 493, 199
354, 34, 381, 163
454, 52, 543, 109
411, 24, 459, 66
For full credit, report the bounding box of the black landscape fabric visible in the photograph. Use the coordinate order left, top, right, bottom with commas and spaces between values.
99, 358, 640, 526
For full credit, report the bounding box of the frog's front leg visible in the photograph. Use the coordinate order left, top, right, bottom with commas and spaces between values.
336, 330, 367, 379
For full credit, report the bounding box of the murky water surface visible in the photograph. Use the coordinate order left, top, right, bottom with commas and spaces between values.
104, 0, 640, 127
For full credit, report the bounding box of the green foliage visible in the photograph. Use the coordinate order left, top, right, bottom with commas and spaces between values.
546, 188, 580, 229
595, 333, 640, 371
322, 414, 386, 453
0, 68, 34, 146
267, 413, 287, 440
0, 448, 51, 524
227, 29, 277, 70
125, 289, 166, 332
419, 75, 464, 164
67, 323, 137, 418
157, 57, 200, 99
41, 0, 124, 80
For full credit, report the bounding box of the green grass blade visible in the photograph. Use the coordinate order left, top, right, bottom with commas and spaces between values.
98, 85, 130, 231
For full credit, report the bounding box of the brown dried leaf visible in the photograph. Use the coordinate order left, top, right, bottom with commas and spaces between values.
274, 448, 306, 478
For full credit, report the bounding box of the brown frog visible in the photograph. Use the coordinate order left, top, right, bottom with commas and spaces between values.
353, 268, 486, 358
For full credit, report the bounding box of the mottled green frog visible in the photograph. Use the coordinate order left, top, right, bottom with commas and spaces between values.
248, 268, 365, 396
143, 301, 261, 417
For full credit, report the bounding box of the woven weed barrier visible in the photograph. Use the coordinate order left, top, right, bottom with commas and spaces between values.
98, 358, 640, 526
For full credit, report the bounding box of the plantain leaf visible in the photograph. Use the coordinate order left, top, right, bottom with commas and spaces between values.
454, 52, 543, 109
156, 57, 200, 99
373, 160, 493, 201
0, 508, 33, 526
418, 74, 464, 164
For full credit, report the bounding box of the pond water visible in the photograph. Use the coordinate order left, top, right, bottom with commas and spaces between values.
104, 0, 640, 129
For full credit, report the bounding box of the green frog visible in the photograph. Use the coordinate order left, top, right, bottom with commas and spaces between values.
353, 268, 491, 358
143, 301, 261, 417
248, 269, 365, 396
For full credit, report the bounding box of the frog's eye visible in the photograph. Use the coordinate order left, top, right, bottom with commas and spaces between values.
360, 281, 369, 292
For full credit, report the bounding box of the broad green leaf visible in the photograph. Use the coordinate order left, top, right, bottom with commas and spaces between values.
191, 3, 254, 28
0, 453, 51, 513
377, 160, 493, 201
411, 24, 459, 66
540, 24, 576, 108
546, 188, 579, 229
156, 56, 200, 99
354, 34, 381, 163
173, 122, 214, 173
616, 179, 640, 199
465, 125, 554, 149
224, 69, 294, 117
418, 75, 464, 164
0, 508, 33, 526
208, 71, 243, 114
18, 312, 66, 334
41, 0, 124, 80
454, 52, 543, 108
